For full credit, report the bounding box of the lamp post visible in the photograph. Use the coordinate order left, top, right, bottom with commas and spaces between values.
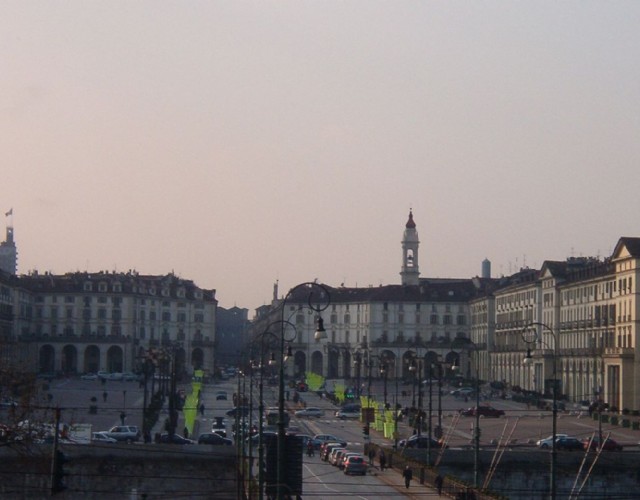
254, 323, 295, 500
452, 339, 481, 490
394, 360, 400, 449
523, 322, 558, 500
379, 360, 389, 407
276, 282, 329, 500
353, 350, 362, 399
409, 357, 418, 409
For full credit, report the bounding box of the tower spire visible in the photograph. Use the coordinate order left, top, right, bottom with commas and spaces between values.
400, 209, 420, 285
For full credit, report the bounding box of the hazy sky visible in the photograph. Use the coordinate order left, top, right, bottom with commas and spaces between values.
2, 2, 640, 313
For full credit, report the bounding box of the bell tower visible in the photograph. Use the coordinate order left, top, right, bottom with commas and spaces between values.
400, 210, 420, 285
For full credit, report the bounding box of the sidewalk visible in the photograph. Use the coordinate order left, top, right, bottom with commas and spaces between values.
370, 464, 447, 499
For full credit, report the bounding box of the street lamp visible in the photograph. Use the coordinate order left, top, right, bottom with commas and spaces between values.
452, 339, 481, 490
254, 322, 296, 500
379, 360, 389, 407
523, 322, 558, 500
276, 282, 329, 500
352, 351, 362, 399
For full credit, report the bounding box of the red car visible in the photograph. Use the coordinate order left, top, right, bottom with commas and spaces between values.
460, 405, 505, 418
583, 437, 623, 451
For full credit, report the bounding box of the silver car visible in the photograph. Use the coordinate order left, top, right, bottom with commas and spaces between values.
294, 407, 325, 418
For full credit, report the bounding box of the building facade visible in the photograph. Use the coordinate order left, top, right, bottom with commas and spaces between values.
2, 270, 217, 378
251, 212, 640, 413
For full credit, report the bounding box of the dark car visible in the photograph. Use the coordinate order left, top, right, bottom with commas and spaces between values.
226, 406, 249, 417
460, 405, 505, 418
555, 437, 583, 451
398, 435, 446, 449
159, 433, 194, 445
583, 437, 623, 451
198, 433, 233, 446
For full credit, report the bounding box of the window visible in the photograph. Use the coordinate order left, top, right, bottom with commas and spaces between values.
98, 308, 106, 320
65, 296, 75, 303
66, 308, 73, 319
194, 313, 204, 323
162, 311, 171, 322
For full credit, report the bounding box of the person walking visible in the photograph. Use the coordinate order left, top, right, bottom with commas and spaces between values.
402, 465, 413, 489
435, 474, 444, 496
368, 447, 376, 468
379, 450, 386, 471
199, 403, 205, 416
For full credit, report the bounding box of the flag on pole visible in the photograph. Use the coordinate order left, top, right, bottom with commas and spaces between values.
5, 208, 12, 217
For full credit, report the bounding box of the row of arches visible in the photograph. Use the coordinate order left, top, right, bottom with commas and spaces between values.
38, 344, 207, 375
289, 349, 461, 379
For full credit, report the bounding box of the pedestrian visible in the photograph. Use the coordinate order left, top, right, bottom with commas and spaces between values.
199, 403, 205, 416
435, 474, 444, 496
120, 411, 126, 425
103, 391, 108, 403
184, 427, 189, 439
368, 447, 375, 467
379, 450, 386, 471
402, 465, 413, 489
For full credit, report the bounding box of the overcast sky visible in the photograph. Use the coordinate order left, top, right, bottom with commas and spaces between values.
2, 1, 639, 313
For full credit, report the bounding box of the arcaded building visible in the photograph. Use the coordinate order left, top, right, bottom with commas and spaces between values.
12, 271, 217, 378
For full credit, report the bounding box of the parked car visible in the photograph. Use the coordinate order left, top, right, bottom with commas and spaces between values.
460, 405, 505, 418
398, 435, 446, 449
294, 407, 325, 418
314, 434, 347, 447
103, 425, 141, 443
335, 409, 360, 419
555, 437, 583, 451
107, 372, 124, 381
343, 455, 367, 475
80, 373, 98, 381
92, 431, 117, 444
122, 372, 140, 382
536, 434, 569, 449
198, 433, 233, 446
321, 442, 344, 460
451, 387, 474, 397
0, 398, 18, 408
216, 391, 228, 401
160, 433, 194, 445
583, 437, 623, 451
338, 452, 360, 470
330, 448, 348, 466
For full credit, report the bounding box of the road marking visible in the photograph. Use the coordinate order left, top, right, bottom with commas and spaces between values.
303, 463, 370, 500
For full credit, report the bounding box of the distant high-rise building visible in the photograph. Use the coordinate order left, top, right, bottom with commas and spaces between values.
482, 258, 491, 279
